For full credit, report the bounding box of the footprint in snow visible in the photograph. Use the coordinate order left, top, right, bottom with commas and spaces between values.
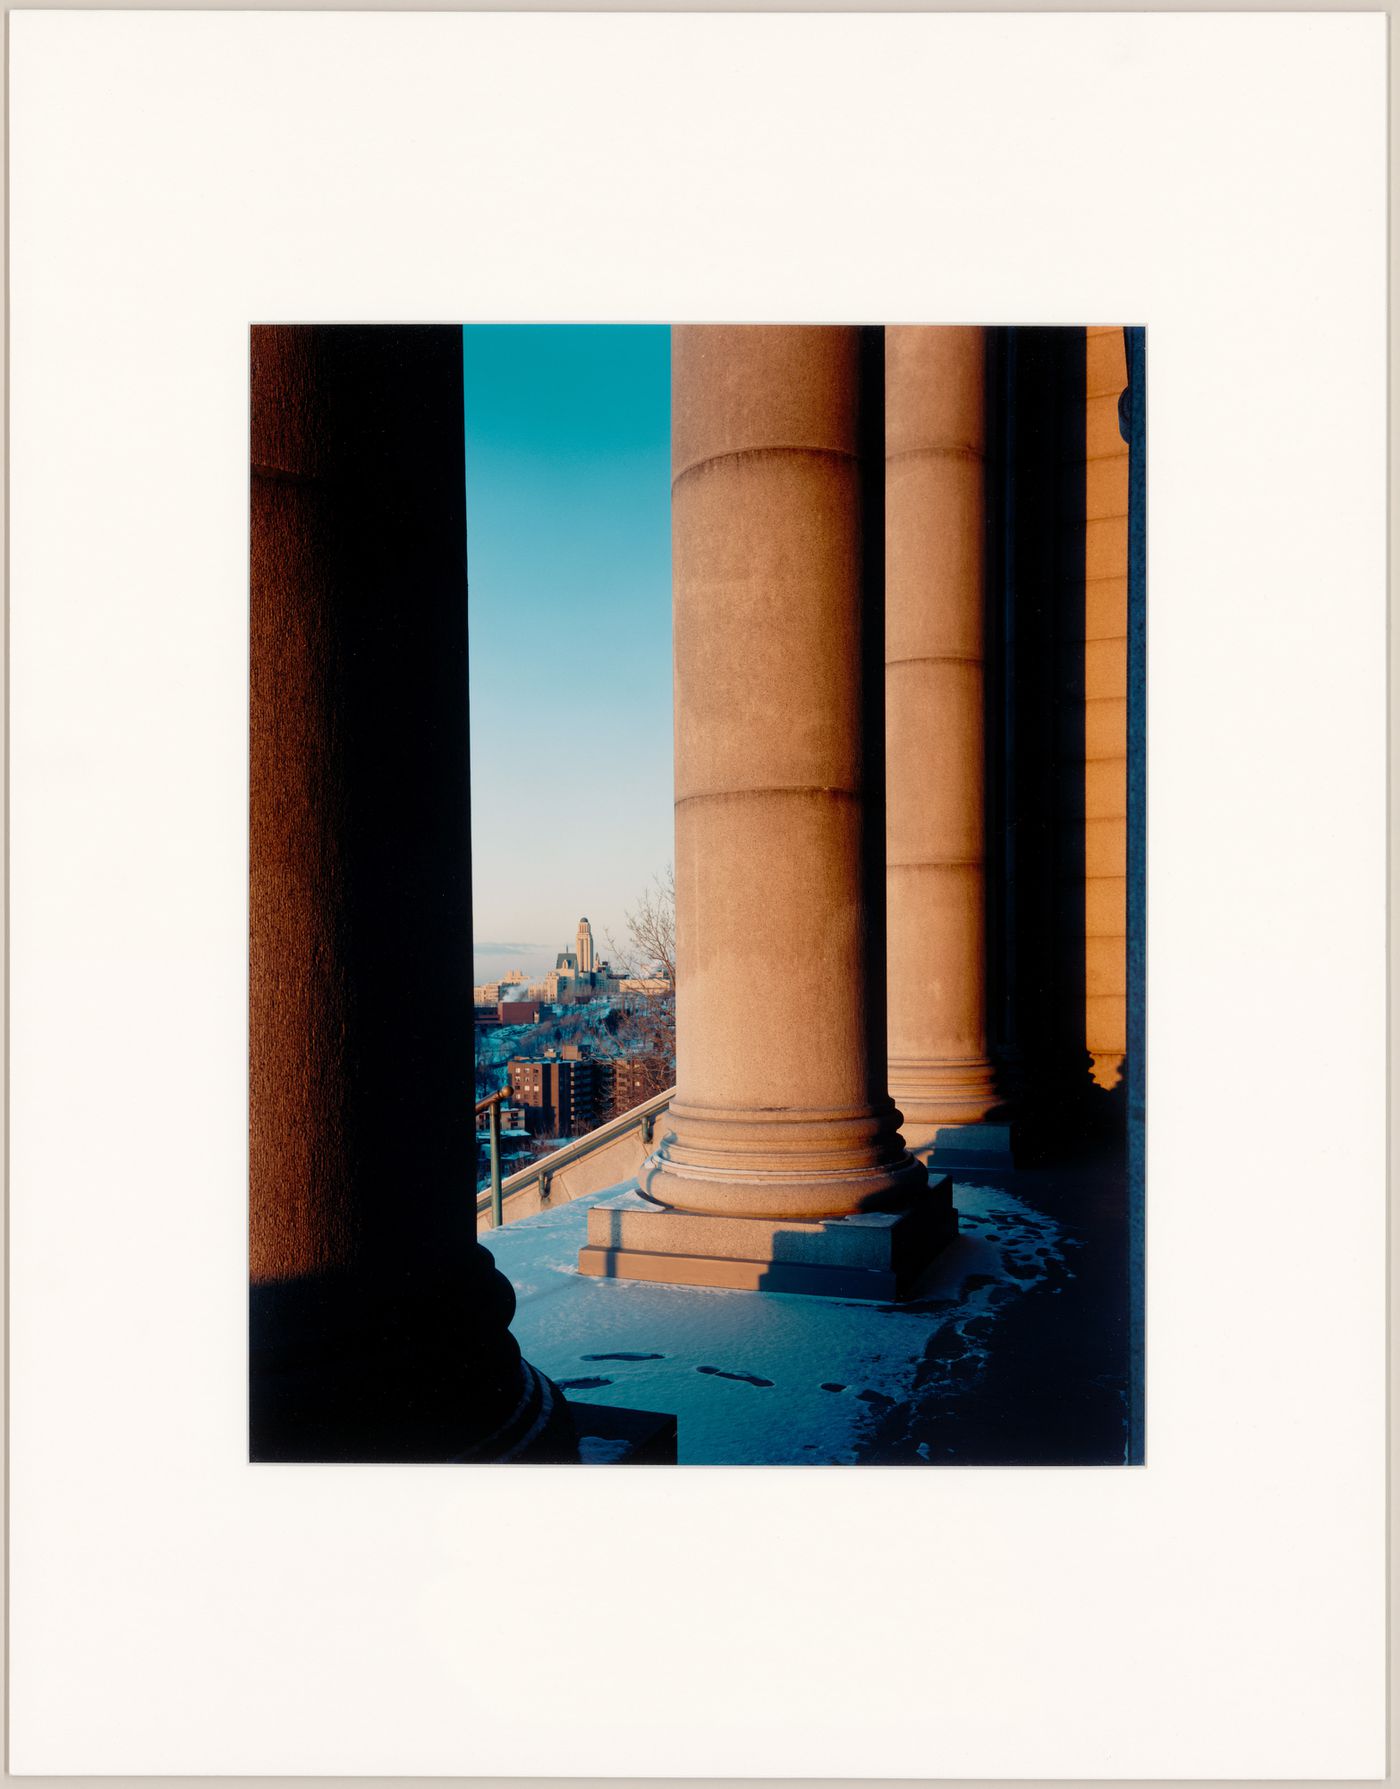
581, 1351, 665, 1361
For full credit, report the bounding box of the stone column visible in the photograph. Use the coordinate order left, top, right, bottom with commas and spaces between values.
1083, 326, 1130, 1094
884, 327, 1008, 1165
579, 326, 952, 1302
250, 325, 575, 1462
987, 327, 1094, 1159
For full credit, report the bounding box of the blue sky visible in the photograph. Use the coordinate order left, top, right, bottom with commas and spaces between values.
464, 326, 673, 984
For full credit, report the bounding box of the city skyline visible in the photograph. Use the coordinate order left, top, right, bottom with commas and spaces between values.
473, 911, 668, 1000
463, 325, 673, 982
471, 911, 639, 985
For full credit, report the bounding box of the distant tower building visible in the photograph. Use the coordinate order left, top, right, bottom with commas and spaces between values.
576, 916, 595, 975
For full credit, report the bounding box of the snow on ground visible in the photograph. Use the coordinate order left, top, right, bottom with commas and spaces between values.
482, 1181, 1071, 1465
474, 1025, 536, 1088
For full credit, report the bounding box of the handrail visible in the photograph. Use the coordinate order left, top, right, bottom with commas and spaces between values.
475, 1085, 676, 1227
473, 1088, 515, 1226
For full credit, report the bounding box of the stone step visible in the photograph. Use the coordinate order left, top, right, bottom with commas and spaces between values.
566, 1399, 678, 1464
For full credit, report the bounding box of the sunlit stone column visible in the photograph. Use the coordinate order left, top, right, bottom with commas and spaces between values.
883, 327, 1008, 1163
580, 326, 952, 1300
250, 324, 575, 1462
1083, 326, 1130, 1095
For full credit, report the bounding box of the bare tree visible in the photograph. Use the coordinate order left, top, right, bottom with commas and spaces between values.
592, 994, 675, 1121
607, 865, 676, 990
599, 867, 677, 1117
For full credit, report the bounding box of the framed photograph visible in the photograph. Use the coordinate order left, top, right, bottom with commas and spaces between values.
9, 9, 1385, 1778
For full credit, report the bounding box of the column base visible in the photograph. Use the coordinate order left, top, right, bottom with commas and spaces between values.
642, 1110, 930, 1220
889, 1055, 1000, 1131
577, 1177, 956, 1302
249, 1270, 580, 1463
1089, 1052, 1126, 1091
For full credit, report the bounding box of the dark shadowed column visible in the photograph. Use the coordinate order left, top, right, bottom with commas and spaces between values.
1123, 324, 1147, 1465
987, 327, 1093, 1160
249, 324, 575, 1462
579, 326, 953, 1302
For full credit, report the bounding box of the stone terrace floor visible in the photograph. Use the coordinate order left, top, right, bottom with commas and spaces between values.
482, 1145, 1132, 1466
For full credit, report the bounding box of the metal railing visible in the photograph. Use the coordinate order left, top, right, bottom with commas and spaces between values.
474, 1085, 675, 1230
474, 1089, 512, 1229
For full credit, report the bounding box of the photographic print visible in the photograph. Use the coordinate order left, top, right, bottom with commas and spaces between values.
249, 321, 1145, 1466
12, 8, 1383, 1777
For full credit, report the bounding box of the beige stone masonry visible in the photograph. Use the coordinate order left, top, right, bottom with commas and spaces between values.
579, 1179, 955, 1301
581, 325, 950, 1299
1084, 325, 1129, 1089
883, 326, 1000, 1143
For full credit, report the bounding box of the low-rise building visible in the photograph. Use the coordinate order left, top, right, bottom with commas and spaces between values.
498, 998, 541, 1025
507, 1052, 598, 1138
619, 976, 670, 996
596, 1055, 657, 1118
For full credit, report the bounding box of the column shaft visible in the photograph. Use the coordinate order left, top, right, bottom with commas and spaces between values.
884, 327, 998, 1138
652, 325, 925, 1220
1083, 326, 1130, 1091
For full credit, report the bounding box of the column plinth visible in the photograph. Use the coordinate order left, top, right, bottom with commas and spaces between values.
884, 327, 1006, 1159
580, 326, 952, 1297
